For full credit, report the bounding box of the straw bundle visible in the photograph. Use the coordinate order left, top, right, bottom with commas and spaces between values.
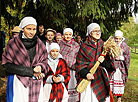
76, 36, 122, 93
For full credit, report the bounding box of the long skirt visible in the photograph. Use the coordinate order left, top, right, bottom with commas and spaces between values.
43, 83, 69, 102
110, 68, 125, 96
7, 75, 43, 102
80, 68, 111, 102
68, 70, 79, 102
80, 82, 110, 102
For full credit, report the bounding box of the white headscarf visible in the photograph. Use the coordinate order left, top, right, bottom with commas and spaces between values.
48, 43, 63, 60
49, 43, 60, 52
19, 16, 37, 29
114, 30, 125, 46
115, 30, 123, 37
114, 30, 125, 41
63, 28, 73, 35
86, 23, 100, 36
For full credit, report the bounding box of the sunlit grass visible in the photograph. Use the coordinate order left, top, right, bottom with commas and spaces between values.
117, 53, 138, 102
128, 53, 138, 82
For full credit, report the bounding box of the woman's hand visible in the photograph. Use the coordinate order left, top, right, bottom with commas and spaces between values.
33, 66, 41, 73
33, 72, 44, 80
115, 56, 120, 60
86, 73, 94, 80
98, 56, 104, 63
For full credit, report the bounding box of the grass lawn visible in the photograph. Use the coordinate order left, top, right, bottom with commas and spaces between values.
0, 53, 138, 101
118, 53, 138, 102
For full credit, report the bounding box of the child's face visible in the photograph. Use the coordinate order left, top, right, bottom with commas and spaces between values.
50, 49, 59, 59
63, 32, 72, 42
45, 31, 55, 41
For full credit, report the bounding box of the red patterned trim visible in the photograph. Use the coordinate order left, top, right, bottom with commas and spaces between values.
100, 53, 106, 57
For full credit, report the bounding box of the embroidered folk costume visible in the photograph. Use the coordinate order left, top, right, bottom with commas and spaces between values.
110, 30, 131, 100
43, 43, 70, 102
75, 23, 115, 102
58, 28, 80, 102
2, 17, 49, 102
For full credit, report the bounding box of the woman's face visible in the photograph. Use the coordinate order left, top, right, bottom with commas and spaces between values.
22, 24, 37, 39
39, 26, 44, 34
64, 32, 72, 42
90, 27, 101, 40
115, 36, 122, 44
50, 49, 59, 59
56, 36, 62, 43
45, 31, 55, 41
76, 36, 81, 43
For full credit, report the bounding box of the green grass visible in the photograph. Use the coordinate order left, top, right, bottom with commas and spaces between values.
116, 53, 138, 102
128, 53, 138, 81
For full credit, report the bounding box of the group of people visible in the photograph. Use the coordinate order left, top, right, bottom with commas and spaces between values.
2, 16, 130, 102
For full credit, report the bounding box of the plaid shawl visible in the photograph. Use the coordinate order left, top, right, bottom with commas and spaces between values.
75, 38, 113, 102
114, 41, 130, 84
45, 58, 70, 102
2, 35, 49, 102
58, 39, 80, 70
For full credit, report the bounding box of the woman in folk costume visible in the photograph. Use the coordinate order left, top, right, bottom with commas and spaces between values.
55, 33, 63, 43
75, 23, 115, 102
58, 28, 80, 102
2, 17, 49, 102
110, 30, 131, 102
43, 43, 70, 102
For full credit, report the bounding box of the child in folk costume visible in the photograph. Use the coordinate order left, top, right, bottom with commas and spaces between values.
43, 28, 56, 52
43, 43, 70, 102
2, 17, 49, 102
110, 30, 131, 102
58, 28, 80, 102
75, 23, 115, 102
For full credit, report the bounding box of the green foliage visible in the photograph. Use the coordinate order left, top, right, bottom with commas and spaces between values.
119, 17, 138, 47
1, 0, 138, 38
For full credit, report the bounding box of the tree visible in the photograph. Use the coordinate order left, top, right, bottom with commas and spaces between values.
1, 0, 138, 39
1, 0, 24, 35
120, 17, 138, 47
